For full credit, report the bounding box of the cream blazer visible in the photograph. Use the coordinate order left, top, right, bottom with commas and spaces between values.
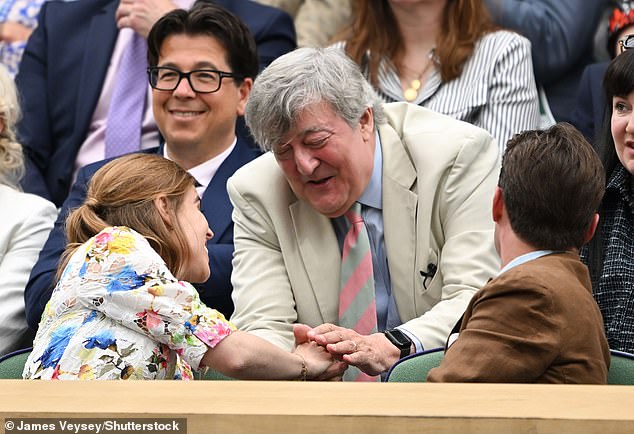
228, 102, 501, 350
0, 185, 57, 355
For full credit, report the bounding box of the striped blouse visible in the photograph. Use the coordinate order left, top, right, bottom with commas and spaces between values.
334, 30, 540, 153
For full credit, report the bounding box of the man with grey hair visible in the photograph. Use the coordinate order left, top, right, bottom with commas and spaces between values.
228, 47, 500, 380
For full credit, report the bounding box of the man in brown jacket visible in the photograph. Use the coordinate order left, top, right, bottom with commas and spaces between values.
428, 123, 610, 383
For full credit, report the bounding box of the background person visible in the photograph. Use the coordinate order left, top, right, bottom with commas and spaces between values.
582, 49, 634, 354
334, 0, 539, 151
255, 0, 351, 48
23, 154, 338, 380
15, 0, 295, 208
428, 123, 609, 383
483, 0, 608, 125
0, 63, 56, 356
571, 1, 634, 146
0, 0, 45, 76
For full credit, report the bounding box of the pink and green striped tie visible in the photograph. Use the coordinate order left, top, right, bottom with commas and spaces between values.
339, 202, 379, 382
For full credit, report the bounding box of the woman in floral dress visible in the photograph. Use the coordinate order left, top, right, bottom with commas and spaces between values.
24, 154, 338, 380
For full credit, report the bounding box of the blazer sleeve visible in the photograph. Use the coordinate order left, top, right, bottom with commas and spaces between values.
24, 164, 92, 329
476, 33, 540, 151
250, 6, 296, 70
227, 173, 299, 351
482, 0, 605, 85
570, 65, 598, 143
0, 194, 57, 349
293, 0, 351, 48
427, 281, 561, 382
16, 3, 54, 202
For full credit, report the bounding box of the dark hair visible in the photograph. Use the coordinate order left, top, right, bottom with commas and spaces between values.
498, 123, 605, 251
58, 154, 196, 282
340, 0, 498, 86
147, 2, 259, 83
588, 48, 634, 279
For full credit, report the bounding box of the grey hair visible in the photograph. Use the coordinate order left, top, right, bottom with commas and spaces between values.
245, 47, 385, 151
0, 64, 24, 189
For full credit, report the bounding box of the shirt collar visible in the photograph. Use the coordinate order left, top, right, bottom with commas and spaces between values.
163, 138, 236, 197
498, 250, 559, 275
358, 131, 382, 210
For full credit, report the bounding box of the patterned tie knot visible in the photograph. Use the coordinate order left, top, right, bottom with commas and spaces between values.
345, 202, 363, 225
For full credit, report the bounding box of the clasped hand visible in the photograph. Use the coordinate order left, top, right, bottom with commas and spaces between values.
293, 323, 401, 378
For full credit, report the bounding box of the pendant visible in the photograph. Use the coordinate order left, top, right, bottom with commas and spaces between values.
404, 87, 418, 102
404, 79, 422, 102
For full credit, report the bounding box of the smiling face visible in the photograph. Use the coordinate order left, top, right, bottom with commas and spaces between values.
175, 186, 214, 283
273, 103, 375, 218
152, 33, 251, 168
611, 92, 634, 176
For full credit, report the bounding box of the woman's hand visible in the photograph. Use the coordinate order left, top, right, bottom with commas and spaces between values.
294, 340, 347, 381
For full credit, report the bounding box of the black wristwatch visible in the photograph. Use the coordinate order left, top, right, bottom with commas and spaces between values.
384, 328, 412, 359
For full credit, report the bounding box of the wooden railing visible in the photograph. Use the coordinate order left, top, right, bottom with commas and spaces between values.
1, 381, 633, 433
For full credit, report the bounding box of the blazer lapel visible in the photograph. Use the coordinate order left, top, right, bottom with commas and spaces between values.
379, 122, 419, 320
290, 200, 341, 324
201, 139, 257, 242
74, 0, 118, 139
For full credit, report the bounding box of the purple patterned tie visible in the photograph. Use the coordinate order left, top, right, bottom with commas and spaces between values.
104, 33, 148, 159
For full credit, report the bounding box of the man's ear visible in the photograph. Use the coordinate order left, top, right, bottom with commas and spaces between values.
359, 107, 374, 140
583, 213, 600, 244
492, 186, 504, 223
236, 77, 253, 117
153, 195, 173, 228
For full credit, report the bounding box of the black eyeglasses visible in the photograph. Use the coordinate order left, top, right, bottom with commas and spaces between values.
619, 35, 634, 53
147, 66, 242, 93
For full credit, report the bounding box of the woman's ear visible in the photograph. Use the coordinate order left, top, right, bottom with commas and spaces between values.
153, 195, 173, 228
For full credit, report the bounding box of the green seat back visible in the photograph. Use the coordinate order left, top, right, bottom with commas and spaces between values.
386, 348, 444, 382
196, 368, 234, 381
608, 350, 634, 385
0, 348, 31, 379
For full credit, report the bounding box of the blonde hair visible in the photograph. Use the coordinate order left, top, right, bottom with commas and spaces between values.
0, 64, 24, 188
58, 154, 197, 280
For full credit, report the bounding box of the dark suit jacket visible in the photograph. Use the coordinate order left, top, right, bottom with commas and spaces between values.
24, 138, 260, 329
16, 0, 295, 207
427, 252, 610, 384
570, 61, 609, 148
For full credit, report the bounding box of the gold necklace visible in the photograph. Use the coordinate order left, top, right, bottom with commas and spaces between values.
402, 51, 435, 102
404, 79, 423, 102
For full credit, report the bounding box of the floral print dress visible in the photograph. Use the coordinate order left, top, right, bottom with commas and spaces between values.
23, 226, 235, 380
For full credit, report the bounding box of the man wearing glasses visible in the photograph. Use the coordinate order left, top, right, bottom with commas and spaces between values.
16, 0, 294, 209
24, 3, 261, 330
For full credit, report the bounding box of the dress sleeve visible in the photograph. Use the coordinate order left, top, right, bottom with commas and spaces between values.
72, 227, 236, 370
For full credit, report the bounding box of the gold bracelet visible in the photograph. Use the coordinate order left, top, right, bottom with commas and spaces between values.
296, 351, 308, 381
